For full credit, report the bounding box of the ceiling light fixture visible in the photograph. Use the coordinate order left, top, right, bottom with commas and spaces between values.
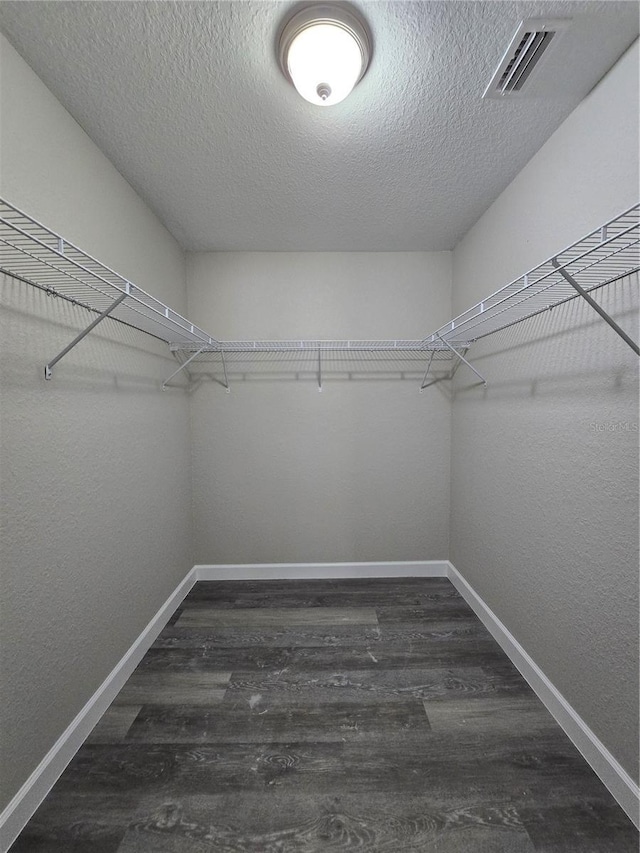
278, 4, 372, 106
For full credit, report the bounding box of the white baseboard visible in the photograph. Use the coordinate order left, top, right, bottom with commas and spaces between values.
0, 567, 198, 853
447, 561, 640, 828
195, 560, 449, 581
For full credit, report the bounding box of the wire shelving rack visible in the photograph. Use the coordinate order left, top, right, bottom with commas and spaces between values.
1, 197, 638, 389
0, 199, 218, 355
430, 205, 639, 350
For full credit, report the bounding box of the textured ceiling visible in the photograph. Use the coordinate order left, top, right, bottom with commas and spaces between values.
0, 1, 637, 251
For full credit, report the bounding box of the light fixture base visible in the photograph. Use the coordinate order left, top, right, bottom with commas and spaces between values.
278, 4, 372, 106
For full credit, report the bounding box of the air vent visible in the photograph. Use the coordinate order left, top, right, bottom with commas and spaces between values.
483, 19, 570, 99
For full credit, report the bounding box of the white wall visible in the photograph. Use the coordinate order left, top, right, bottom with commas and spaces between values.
450, 40, 639, 781
0, 34, 192, 811
187, 251, 452, 564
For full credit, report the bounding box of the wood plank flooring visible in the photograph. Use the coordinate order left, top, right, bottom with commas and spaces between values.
10, 577, 639, 852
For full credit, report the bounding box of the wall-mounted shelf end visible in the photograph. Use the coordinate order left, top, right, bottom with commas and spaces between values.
429, 204, 639, 370
0, 198, 218, 381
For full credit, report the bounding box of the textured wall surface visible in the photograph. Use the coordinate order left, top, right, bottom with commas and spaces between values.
187, 251, 452, 564
0, 35, 192, 811
450, 40, 639, 781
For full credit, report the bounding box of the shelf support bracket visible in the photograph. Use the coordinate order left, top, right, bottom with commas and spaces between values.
419, 350, 436, 391
552, 259, 639, 356
449, 351, 465, 381
220, 347, 230, 393
437, 335, 487, 386
162, 345, 206, 390
44, 291, 127, 380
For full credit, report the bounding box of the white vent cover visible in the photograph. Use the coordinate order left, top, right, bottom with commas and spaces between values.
483, 18, 571, 99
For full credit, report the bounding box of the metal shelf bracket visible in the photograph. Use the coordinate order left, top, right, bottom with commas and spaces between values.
44, 291, 127, 379
551, 258, 639, 355
419, 350, 436, 391
162, 345, 207, 390
437, 335, 488, 386
163, 346, 231, 392
220, 347, 230, 393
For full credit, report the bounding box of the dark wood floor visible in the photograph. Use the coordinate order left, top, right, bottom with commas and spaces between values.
11, 577, 638, 852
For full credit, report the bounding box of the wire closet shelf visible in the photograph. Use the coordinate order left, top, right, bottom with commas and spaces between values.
0, 198, 638, 385
431, 204, 639, 348
0, 199, 217, 350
